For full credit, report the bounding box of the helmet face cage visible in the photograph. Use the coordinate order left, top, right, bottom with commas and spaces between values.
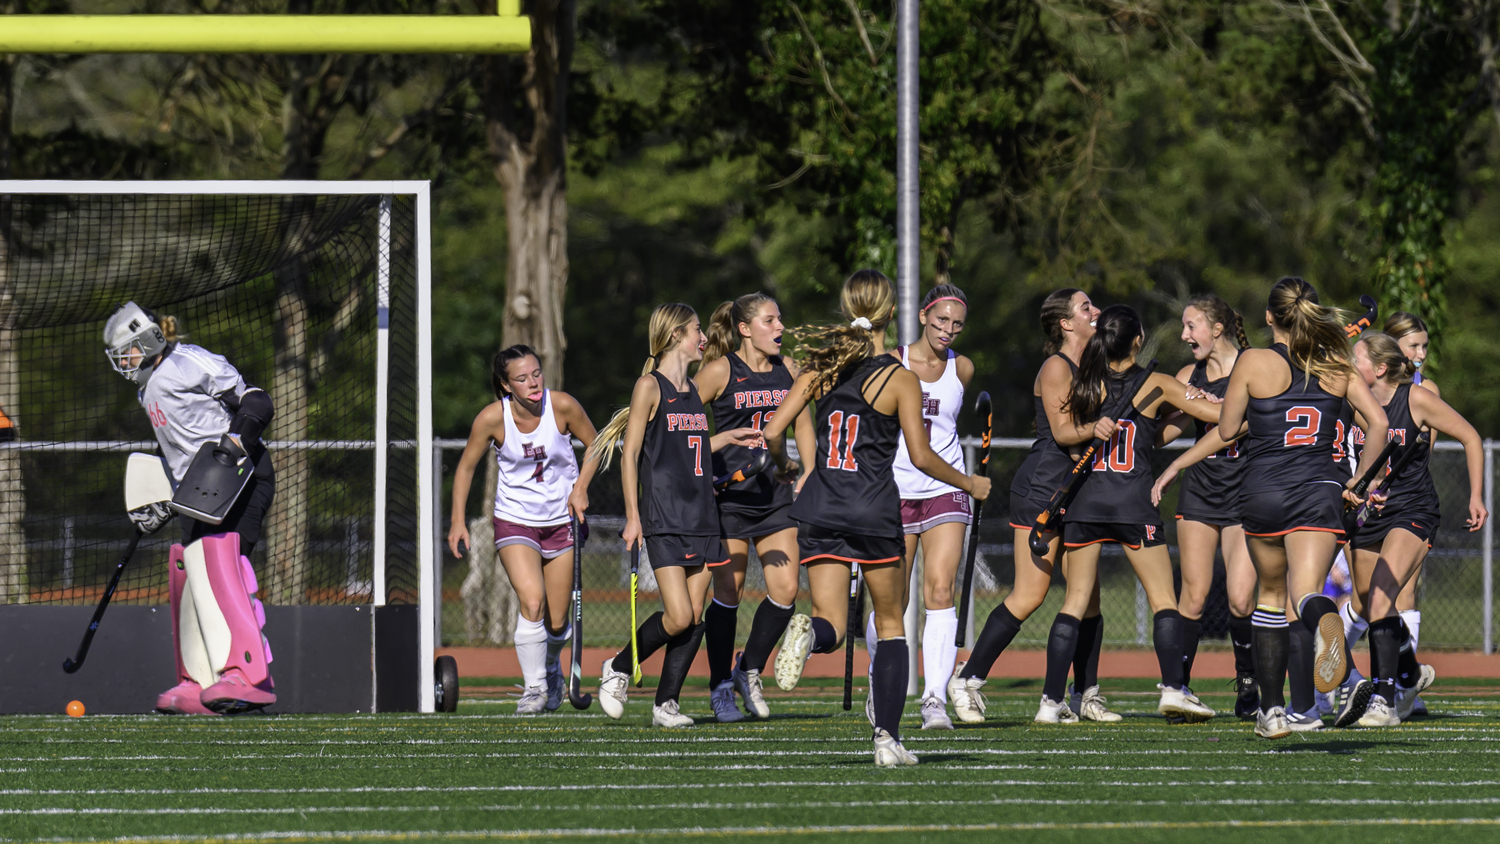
103, 303, 166, 384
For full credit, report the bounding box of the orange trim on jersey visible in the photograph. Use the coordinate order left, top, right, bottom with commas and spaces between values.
1009, 521, 1059, 533
1062, 538, 1143, 550
1243, 526, 1344, 538
801, 553, 902, 567
705, 558, 731, 568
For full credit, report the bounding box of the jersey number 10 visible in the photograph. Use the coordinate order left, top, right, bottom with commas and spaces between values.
1090, 419, 1137, 474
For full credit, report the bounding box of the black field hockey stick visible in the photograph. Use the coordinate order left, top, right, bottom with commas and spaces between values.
843, 563, 864, 711
713, 449, 772, 492
955, 391, 992, 647
567, 516, 593, 710
1349, 432, 1428, 532
628, 543, 643, 687
1344, 295, 1379, 339
1029, 360, 1161, 556
62, 530, 143, 673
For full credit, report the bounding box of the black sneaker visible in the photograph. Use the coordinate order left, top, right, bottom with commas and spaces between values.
1234, 675, 1259, 721
1332, 678, 1374, 728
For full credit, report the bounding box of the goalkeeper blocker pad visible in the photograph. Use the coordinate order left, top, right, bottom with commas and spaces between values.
125, 452, 174, 511
171, 438, 253, 525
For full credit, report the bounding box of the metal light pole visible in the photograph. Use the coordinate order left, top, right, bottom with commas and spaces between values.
896, 0, 921, 695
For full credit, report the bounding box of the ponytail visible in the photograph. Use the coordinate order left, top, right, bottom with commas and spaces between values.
490, 344, 541, 401
703, 293, 777, 366
1357, 332, 1416, 385
1064, 305, 1143, 424
586, 303, 698, 470
793, 269, 895, 398
1267, 277, 1352, 382
1040, 289, 1084, 356
1186, 292, 1248, 350
159, 315, 181, 343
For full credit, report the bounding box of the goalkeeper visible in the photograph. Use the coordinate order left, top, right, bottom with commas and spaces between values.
105, 302, 277, 715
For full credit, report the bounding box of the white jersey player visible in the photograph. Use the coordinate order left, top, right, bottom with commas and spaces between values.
104, 302, 277, 715
447, 345, 603, 715
864, 285, 976, 731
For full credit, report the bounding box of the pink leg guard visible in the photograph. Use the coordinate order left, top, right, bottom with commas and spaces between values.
240, 555, 273, 666
191, 534, 277, 713
157, 545, 215, 716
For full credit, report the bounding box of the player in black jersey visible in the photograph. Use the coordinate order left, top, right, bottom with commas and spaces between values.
1158, 294, 1259, 718
759, 270, 991, 767
1154, 277, 1389, 739
694, 293, 815, 722
1043, 305, 1222, 723
948, 289, 1116, 725
1341, 332, 1487, 725
586, 304, 759, 728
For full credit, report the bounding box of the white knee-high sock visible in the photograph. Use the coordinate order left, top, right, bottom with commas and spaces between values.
545, 626, 571, 671
866, 612, 878, 680
515, 616, 548, 689
922, 606, 959, 703
1342, 600, 1369, 647
1400, 610, 1422, 650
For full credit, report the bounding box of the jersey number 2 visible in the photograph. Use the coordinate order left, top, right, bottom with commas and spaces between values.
825, 410, 861, 472
1284, 407, 1322, 447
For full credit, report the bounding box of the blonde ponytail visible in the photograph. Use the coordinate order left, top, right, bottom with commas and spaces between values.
159, 315, 181, 342
1267, 276, 1352, 382
585, 303, 698, 470
792, 269, 895, 398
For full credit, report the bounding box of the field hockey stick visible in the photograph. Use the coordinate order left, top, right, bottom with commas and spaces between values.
1349, 432, 1428, 531
1344, 295, 1379, 339
567, 516, 593, 710
955, 391, 992, 647
629, 543, 643, 687
843, 563, 863, 711
714, 449, 772, 492
62, 530, 143, 673
1028, 360, 1160, 556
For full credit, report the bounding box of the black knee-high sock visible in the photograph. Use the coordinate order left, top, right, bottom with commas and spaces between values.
1299, 594, 1339, 634
612, 612, 672, 674
1368, 616, 1403, 703
1074, 614, 1104, 692
1043, 614, 1081, 702
960, 603, 1023, 679
1288, 625, 1316, 714
740, 598, 795, 673
704, 600, 739, 688
1229, 613, 1256, 678
810, 616, 840, 653
1397, 618, 1420, 687
872, 637, 910, 741
1180, 616, 1202, 689
655, 621, 706, 705
1153, 609, 1186, 689
1252, 606, 1288, 710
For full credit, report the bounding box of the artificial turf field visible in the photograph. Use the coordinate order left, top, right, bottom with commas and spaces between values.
6, 677, 1500, 844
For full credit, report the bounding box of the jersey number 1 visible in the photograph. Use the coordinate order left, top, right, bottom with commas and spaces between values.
825, 410, 861, 472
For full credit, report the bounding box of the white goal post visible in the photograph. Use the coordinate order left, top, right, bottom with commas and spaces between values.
0, 179, 439, 712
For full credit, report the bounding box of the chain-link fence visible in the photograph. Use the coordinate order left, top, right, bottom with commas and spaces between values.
439, 437, 1498, 653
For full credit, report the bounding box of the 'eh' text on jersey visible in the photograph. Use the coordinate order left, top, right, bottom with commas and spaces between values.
666, 413, 710, 431
922, 392, 940, 417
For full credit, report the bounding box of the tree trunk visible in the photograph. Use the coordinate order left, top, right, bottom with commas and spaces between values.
484, 0, 575, 389
0, 49, 25, 605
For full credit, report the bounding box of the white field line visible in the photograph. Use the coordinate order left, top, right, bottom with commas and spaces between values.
22, 817, 1500, 842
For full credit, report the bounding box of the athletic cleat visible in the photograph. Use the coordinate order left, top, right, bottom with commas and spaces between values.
1255, 706, 1292, 740
1157, 684, 1215, 723
1315, 689, 1334, 718
1332, 677, 1374, 728
1396, 664, 1436, 720
872, 728, 919, 767
201, 667, 276, 714
920, 694, 954, 730
1411, 695, 1429, 717
1286, 708, 1325, 732
710, 680, 745, 723
1034, 695, 1080, 725
599, 659, 629, 720
774, 613, 814, 691
732, 657, 770, 719
866, 693, 876, 727
946, 662, 987, 724
652, 699, 695, 728
515, 684, 547, 715
544, 661, 564, 712
1312, 612, 1350, 694
1233, 675, 1259, 721
155, 681, 217, 716
1077, 685, 1123, 723
1357, 694, 1400, 727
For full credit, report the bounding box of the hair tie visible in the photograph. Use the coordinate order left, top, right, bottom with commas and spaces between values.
850, 317, 873, 330
922, 296, 966, 312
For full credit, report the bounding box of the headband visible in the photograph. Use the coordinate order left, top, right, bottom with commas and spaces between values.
922, 296, 966, 312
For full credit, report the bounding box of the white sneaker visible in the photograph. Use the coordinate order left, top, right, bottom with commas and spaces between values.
1077, 685, 1123, 723
1313, 613, 1349, 693
920, 694, 953, 730
1358, 694, 1400, 727
1157, 684, 1214, 723
711, 680, 745, 723
1255, 706, 1291, 739
732, 658, 770, 719
1286, 708, 1324, 732
544, 660, 564, 712
774, 614, 814, 691
872, 727, 919, 767
865, 693, 876, 727
1034, 695, 1080, 724
652, 699, 694, 728
946, 662, 987, 724
599, 659, 629, 720
515, 684, 547, 715
1396, 664, 1436, 720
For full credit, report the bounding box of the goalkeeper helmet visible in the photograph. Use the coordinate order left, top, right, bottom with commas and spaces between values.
104, 302, 168, 389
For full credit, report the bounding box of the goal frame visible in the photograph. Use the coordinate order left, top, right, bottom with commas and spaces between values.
0, 179, 440, 713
